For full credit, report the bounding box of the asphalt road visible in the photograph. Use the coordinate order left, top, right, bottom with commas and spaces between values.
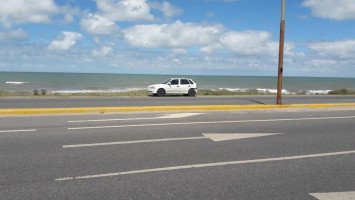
1, 108, 355, 199
1, 95, 355, 108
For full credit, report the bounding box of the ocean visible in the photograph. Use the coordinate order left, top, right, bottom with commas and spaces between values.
1, 72, 354, 95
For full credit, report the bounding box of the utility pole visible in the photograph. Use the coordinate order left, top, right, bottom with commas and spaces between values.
277, 0, 286, 105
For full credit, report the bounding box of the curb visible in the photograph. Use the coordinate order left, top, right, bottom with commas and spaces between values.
1, 103, 355, 116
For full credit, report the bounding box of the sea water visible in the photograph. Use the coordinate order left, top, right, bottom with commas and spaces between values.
1, 72, 354, 95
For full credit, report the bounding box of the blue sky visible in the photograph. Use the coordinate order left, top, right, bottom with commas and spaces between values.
0, 0, 355, 77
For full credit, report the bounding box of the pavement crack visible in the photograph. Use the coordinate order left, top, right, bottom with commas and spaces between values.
240, 98, 266, 105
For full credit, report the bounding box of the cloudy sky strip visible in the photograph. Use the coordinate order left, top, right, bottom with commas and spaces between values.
0, 0, 355, 77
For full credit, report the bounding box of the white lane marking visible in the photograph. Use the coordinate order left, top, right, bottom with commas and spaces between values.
0, 129, 37, 133
63, 136, 206, 148
203, 133, 282, 142
62, 133, 282, 148
68, 116, 355, 130
69, 117, 155, 123
55, 150, 355, 181
158, 113, 203, 119
68, 113, 203, 123
310, 191, 355, 200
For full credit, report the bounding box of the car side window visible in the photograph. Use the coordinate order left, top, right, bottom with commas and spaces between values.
170, 79, 179, 85
181, 79, 190, 85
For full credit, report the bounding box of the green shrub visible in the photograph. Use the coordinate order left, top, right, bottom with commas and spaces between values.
328, 89, 355, 95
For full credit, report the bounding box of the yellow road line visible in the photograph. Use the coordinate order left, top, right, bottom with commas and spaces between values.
0, 103, 355, 116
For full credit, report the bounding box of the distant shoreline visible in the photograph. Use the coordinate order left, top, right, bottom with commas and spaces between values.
1, 89, 354, 98
2, 72, 355, 96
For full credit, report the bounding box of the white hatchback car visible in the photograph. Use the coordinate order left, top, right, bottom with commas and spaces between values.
148, 78, 198, 97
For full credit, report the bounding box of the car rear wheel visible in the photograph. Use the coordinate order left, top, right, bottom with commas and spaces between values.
188, 89, 196, 97
157, 88, 166, 97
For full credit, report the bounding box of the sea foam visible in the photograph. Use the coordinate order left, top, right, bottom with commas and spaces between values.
222, 88, 295, 94
6, 81, 29, 85
51, 88, 145, 93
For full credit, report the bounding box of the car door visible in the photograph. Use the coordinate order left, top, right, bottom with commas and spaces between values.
179, 79, 192, 94
166, 79, 180, 94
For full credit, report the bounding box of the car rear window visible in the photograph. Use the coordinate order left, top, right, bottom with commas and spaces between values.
170, 79, 179, 85
181, 79, 190, 85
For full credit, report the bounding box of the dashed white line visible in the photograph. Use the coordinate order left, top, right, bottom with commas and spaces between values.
0, 129, 37, 133
55, 150, 355, 181
63, 136, 206, 148
63, 133, 282, 148
68, 113, 203, 123
68, 116, 355, 130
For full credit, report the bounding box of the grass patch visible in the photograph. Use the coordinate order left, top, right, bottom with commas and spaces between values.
0, 91, 33, 97
328, 89, 355, 95
197, 89, 273, 96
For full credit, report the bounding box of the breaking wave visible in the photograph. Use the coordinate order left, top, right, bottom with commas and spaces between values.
51, 88, 146, 94
220, 88, 334, 95
6, 81, 29, 85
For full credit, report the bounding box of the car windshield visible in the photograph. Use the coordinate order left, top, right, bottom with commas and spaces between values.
162, 79, 171, 84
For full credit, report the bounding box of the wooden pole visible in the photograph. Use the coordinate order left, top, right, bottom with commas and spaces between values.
277, 0, 286, 105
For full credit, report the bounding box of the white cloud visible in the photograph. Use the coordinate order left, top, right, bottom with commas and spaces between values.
0, 28, 29, 41
200, 30, 292, 57
219, 31, 278, 56
48, 31, 82, 51
59, 4, 82, 24
171, 58, 181, 64
171, 48, 187, 55
200, 42, 223, 53
0, 0, 58, 27
308, 39, 355, 59
281, 39, 355, 77
302, 0, 355, 20
81, 0, 182, 35
149, 1, 182, 18
122, 21, 290, 57
93, 46, 113, 57
95, 0, 154, 22
80, 13, 119, 35
123, 20, 224, 48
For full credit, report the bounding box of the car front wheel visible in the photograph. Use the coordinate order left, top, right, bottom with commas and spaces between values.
157, 88, 166, 97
